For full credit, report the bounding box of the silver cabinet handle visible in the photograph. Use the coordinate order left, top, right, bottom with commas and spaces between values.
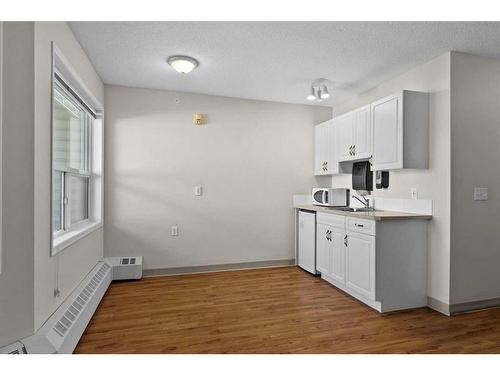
355, 223, 364, 228
344, 234, 348, 247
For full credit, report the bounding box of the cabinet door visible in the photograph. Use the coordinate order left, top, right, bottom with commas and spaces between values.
329, 227, 346, 285
352, 105, 371, 159
345, 232, 376, 300
371, 93, 403, 170
335, 113, 354, 162
314, 124, 327, 175
314, 122, 332, 175
298, 211, 316, 274
325, 122, 338, 175
314, 121, 338, 175
316, 223, 331, 276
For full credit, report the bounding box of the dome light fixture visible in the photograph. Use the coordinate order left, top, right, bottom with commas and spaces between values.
167, 55, 199, 74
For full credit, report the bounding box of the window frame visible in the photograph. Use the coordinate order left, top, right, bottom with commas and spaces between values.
50, 44, 104, 256
52, 81, 93, 236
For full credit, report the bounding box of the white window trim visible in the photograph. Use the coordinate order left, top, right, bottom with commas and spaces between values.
52, 221, 103, 254
51, 43, 104, 257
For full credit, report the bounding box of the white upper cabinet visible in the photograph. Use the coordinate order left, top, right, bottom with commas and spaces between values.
313, 90, 428, 176
314, 120, 338, 176
352, 105, 371, 159
335, 105, 371, 162
335, 112, 353, 161
371, 90, 429, 171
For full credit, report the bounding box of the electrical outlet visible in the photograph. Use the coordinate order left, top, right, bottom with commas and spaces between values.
194, 186, 202, 196
411, 188, 418, 200
171, 225, 178, 236
474, 187, 488, 201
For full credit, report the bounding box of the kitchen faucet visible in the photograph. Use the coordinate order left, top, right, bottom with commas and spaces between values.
352, 195, 370, 209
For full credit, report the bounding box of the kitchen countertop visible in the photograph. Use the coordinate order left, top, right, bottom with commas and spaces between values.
295, 204, 432, 221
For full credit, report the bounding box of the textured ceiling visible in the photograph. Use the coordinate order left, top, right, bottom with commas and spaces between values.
70, 22, 500, 106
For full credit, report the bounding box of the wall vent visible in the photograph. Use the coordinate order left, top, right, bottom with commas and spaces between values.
52, 262, 110, 338
0, 341, 27, 354
106, 256, 143, 280
120, 257, 137, 265
1, 261, 112, 354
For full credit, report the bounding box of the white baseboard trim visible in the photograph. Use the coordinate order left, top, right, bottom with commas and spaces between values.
427, 296, 450, 316
449, 297, 500, 315
427, 296, 500, 316
143, 259, 296, 277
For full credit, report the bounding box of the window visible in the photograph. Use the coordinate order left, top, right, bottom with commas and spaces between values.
51, 73, 101, 253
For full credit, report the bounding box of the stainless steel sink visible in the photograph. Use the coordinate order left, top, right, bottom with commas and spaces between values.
337, 207, 375, 212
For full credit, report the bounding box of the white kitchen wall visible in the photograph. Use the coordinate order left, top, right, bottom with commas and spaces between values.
330, 53, 451, 305
104, 86, 331, 270
449, 52, 500, 305
0, 22, 35, 347
33, 22, 104, 330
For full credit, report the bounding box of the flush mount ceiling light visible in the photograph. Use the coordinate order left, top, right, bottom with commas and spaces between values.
167, 55, 199, 74
307, 79, 331, 102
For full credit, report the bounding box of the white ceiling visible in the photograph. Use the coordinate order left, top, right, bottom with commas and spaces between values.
69, 22, 500, 107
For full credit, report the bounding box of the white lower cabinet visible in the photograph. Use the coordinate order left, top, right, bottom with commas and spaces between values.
315, 212, 427, 313
316, 223, 331, 275
345, 231, 375, 300
330, 227, 345, 284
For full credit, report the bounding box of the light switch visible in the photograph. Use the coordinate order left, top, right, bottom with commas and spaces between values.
171, 225, 178, 236
194, 186, 202, 196
411, 188, 418, 200
474, 187, 488, 201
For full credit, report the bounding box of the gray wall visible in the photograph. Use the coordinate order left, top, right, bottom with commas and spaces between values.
104, 86, 331, 270
0, 22, 104, 345
450, 52, 500, 304
0, 22, 35, 347
331, 53, 451, 304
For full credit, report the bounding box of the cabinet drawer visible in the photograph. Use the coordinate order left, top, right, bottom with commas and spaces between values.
317, 212, 345, 229
346, 217, 375, 236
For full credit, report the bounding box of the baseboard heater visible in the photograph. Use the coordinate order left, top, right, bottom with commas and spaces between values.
1, 257, 142, 354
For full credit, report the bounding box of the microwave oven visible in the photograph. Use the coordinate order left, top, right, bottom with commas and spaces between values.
312, 188, 350, 207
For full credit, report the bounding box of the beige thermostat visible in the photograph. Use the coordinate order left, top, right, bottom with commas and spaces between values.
193, 113, 205, 125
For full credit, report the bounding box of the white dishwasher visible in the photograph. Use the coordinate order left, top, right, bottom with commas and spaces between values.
298, 210, 317, 275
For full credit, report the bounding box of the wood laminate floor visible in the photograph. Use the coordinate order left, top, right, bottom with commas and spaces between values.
75, 266, 500, 353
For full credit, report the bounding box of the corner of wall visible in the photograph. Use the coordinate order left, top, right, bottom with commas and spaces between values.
0, 21, 36, 347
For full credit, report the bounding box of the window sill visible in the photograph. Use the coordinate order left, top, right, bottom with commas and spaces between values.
52, 221, 102, 256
